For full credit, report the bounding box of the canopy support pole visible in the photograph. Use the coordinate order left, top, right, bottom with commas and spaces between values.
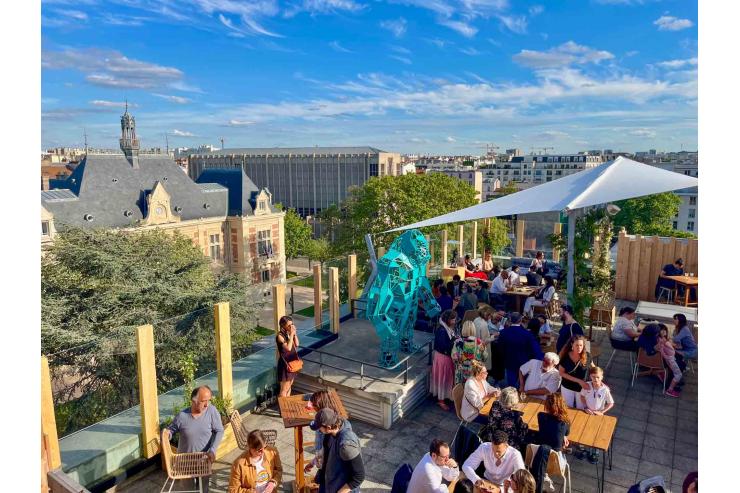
566, 209, 578, 298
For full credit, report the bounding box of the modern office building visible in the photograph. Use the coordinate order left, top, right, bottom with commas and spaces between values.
188, 146, 401, 218
482, 153, 603, 185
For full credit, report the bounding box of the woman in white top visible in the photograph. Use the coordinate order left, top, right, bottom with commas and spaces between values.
461, 361, 500, 424
523, 275, 556, 318
530, 251, 545, 274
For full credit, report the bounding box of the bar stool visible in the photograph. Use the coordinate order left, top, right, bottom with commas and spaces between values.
656, 286, 673, 304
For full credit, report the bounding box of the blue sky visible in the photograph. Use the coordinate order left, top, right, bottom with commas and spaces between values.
41, 0, 697, 154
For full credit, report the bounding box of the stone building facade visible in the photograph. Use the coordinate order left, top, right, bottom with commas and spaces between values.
41, 110, 286, 285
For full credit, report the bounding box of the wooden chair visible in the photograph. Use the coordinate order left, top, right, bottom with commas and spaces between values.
533, 296, 559, 320
452, 383, 466, 423
160, 429, 212, 493
229, 410, 279, 451
525, 444, 571, 493
630, 348, 666, 394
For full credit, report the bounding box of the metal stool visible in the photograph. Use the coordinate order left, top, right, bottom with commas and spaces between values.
656, 287, 673, 304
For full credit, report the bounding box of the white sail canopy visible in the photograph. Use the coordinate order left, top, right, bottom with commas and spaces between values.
386, 156, 698, 232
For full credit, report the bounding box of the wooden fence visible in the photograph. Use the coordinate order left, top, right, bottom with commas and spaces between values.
615, 231, 698, 302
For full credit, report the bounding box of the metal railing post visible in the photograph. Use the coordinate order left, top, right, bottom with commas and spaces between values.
404, 359, 409, 385
319, 352, 324, 380
360, 364, 364, 389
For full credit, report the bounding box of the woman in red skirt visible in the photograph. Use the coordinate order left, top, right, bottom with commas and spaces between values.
431, 309, 458, 411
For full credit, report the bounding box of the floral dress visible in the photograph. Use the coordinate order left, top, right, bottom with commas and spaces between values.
450, 336, 488, 384
482, 400, 530, 452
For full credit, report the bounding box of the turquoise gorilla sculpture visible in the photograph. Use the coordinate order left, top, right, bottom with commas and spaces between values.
366, 229, 441, 367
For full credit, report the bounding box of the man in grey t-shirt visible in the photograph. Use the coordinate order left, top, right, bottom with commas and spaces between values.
166, 385, 224, 492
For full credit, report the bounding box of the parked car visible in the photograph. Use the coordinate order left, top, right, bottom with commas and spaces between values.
509, 257, 564, 283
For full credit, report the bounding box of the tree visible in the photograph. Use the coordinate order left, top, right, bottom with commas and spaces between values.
42, 227, 264, 435
613, 193, 695, 238
304, 238, 333, 270
333, 173, 480, 254
477, 218, 511, 256
278, 204, 312, 259
318, 203, 343, 243
496, 183, 519, 196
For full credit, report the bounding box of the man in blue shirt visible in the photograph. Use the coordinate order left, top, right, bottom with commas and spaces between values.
654, 258, 684, 300
497, 312, 543, 387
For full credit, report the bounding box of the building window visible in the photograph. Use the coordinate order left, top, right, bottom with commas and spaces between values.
257, 229, 273, 257
261, 270, 271, 283
673, 221, 678, 230
209, 234, 221, 260
42, 220, 50, 236
688, 208, 696, 218
258, 200, 266, 211
687, 221, 695, 231
689, 196, 697, 205
231, 243, 239, 264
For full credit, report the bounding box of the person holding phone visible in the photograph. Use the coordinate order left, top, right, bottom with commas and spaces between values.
276, 315, 300, 397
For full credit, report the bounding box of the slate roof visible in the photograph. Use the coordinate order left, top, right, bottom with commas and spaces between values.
196, 168, 278, 216
42, 153, 228, 230
190, 146, 386, 157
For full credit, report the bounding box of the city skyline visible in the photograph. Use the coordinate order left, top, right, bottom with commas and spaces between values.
42, 0, 697, 154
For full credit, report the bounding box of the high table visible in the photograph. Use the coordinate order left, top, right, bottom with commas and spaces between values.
479, 398, 617, 493
277, 390, 348, 493
505, 286, 539, 313
661, 275, 698, 307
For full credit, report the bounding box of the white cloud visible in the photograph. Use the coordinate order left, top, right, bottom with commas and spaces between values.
42, 48, 185, 90
654, 15, 693, 31
529, 5, 544, 16
629, 128, 656, 138
171, 129, 195, 137
389, 55, 412, 65
152, 93, 191, 104
227, 119, 256, 126
496, 14, 527, 34
380, 17, 408, 38
445, 136, 456, 142
538, 130, 569, 139
513, 41, 614, 68
329, 41, 353, 53
656, 57, 697, 69
284, 0, 364, 17
460, 47, 482, 56
439, 19, 477, 37
89, 100, 138, 108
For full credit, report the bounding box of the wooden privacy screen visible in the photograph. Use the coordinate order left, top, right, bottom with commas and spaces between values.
615, 231, 698, 302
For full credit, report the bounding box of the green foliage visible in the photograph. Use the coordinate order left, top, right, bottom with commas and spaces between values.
331, 173, 479, 255
613, 193, 694, 237
278, 204, 313, 259
211, 394, 234, 417
477, 218, 511, 256
496, 183, 519, 196
304, 238, 333, 268
42, 227, 264, 436
549, 210, 615, 319
178, 352, 197, 409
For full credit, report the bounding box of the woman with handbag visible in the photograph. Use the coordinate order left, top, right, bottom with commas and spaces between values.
276, 316, 302, 397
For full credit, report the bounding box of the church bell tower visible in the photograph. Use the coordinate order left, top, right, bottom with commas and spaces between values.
119, 101, 140, 168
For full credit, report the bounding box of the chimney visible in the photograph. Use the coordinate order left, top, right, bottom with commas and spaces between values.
41, 175, 50, 191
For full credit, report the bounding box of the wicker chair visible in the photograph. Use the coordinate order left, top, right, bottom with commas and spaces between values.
160, 429, 212, 493
229, 409, 278, 451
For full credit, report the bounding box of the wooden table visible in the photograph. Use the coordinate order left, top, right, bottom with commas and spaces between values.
661, 275, 698, 307
478, 398, 617, 493
277, 391, 348, 493
448, 472, 500, 493
506, 286, 538, 313
636, 301, 697, 325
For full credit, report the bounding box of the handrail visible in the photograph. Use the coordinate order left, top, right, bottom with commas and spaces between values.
300, 338, 433, 389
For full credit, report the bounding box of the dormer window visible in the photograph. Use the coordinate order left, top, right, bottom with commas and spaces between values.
258, 201, 266, 211
42, 221, 50, 237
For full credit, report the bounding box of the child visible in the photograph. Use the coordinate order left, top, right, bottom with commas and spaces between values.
537, 314, 553, 345
578, 366, 614, 463
656, 325, 683, 398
